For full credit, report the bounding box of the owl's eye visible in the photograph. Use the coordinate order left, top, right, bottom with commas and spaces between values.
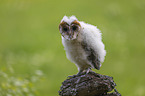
63, 27, 68, 32
72, 26, 78, 31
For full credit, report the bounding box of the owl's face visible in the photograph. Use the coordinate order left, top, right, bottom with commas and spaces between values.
59, 16, 81, 40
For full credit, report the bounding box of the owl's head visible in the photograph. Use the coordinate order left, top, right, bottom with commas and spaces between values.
59, 16, 81, 40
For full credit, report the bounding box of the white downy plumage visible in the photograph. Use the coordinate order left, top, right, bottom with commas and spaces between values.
59, 16, 106, 74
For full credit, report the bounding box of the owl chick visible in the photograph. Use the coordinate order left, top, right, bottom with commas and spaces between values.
59, 16, 106, 75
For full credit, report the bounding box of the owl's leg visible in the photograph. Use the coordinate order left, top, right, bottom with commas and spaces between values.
76, 70, 83, 83
76, 68, 92, 84
67, 68, 83, 78
86, 67, 92, 74
77, 69, 83, 76
77, 67, 92, 75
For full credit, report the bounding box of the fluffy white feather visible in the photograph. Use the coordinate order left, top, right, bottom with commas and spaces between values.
60, 15, 106, 74
61, 15, 78, 25
79, 21, 106, 62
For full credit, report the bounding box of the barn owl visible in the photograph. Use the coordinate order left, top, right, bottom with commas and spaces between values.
59, 16, 106, 75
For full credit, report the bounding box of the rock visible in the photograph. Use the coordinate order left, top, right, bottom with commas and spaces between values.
59, 71, 121, 96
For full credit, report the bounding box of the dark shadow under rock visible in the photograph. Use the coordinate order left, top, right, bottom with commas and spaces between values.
59, 71, 121, 96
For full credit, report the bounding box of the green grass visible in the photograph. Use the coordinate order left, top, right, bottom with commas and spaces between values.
0, 0, 145, 96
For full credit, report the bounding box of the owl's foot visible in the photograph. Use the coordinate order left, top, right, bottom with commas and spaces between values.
86, 67, 92, 74
68, 68, 91, 79
76, 68, 92, 83
77, 68, 92, 76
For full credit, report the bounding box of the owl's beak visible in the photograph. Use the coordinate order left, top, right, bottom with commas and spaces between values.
68, 31, 74, 40
60, 30, 74, 40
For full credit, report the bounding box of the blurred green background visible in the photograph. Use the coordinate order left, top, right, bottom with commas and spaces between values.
0, 0, 145, 96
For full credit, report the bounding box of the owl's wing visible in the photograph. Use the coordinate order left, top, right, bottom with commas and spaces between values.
80, 21, 106, 63
81, 41, 101, 70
